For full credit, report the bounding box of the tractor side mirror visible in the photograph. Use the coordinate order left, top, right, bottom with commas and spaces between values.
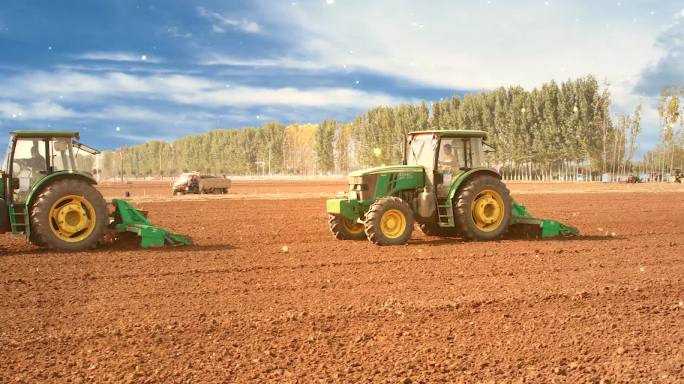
12, 177, 20, 190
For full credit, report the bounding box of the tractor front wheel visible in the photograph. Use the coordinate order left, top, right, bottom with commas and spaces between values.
328, 214, 366, 240
454, 175, 512, 241
364, 197, 414, 246
29, 179, 108, 251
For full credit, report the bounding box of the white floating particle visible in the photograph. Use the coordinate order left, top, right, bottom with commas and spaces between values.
639, 267, 645, 272
326, 0, 335, 4
141, 55, 147, 61
48, 46, 53, 50
355, 80, 359, 84
256, 115, 260, 119
225, 84, 230, 88
115, 126, 121, 132
281, 245, 289, 253
11, 114, 17, 118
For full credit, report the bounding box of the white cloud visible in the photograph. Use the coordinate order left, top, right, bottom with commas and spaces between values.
200, 55, 332, 70
197, 7, 261, 34
264, 1, 662, 91
0, 100, 75, 120
76, 51, 162, 63
0, 70, 408, 112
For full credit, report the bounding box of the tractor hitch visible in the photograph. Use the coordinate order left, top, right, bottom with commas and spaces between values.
109, 199, 192, 248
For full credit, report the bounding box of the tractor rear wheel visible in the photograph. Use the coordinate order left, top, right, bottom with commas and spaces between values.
364, 197, 414, 245
418, 223, 460, 237
29, 179, 108, 251
454, 175, 512, 241
328, 214, 366, 240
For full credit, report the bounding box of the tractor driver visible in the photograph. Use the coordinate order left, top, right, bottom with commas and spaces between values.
439, 143, 457, 168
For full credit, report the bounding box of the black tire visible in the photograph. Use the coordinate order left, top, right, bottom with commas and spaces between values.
29, 179, 108, 251
328, 214, 366, 240
364, 197, 414, 246
454, 175, 512, 241
418, 223, 460, 237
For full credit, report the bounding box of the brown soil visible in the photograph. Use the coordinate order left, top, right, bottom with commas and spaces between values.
1, 181, 683, 383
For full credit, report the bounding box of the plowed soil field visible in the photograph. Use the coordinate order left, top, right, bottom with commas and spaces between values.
1, 181, 683, 383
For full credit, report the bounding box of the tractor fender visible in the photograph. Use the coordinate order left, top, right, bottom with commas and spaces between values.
446, 168, 502, 201
26, 171, 97, 208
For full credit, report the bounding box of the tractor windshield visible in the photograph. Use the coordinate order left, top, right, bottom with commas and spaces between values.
1, 140, 10, 172
406, 133, 436, 170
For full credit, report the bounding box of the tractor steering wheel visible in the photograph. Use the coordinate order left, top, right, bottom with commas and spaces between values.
12, 160, 25, 173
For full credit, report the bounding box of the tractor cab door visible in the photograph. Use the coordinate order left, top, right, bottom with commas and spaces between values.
435, 137, 486, 197
10, 138, 49, 203
435, 138, 467, 197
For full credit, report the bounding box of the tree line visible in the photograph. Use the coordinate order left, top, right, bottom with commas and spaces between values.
97, 75, 675, 181
637, 86, 684, 179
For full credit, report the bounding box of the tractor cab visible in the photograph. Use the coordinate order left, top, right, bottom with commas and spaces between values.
405, 130, 488, 197
1, 131, 99, 205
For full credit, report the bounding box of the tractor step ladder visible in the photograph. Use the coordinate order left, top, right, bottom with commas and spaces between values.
437, 200, 454, 227
8, 204, 29, 235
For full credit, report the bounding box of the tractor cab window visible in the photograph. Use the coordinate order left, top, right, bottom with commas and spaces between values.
436, 138, 466, 197
438, 139, 461, 169
11, 139, 48, 202
406, 133, 437, 170
1, 140, 10, 172
51, 138, 75, 172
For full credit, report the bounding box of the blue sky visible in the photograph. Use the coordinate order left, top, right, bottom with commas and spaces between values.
0, 0, 682, 153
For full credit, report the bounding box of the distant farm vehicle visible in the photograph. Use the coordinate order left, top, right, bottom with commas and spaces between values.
326, 130, 579, 246
172, 172, 231, 195
673, 169, 682, 184
626, 175, 641, 184
0, 131, 191, 250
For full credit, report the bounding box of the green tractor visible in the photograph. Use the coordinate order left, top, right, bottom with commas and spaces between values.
326, 130, 579, 245
1, 131, 191, 251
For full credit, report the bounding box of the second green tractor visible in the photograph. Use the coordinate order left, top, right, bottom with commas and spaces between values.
327, 130, 578, 245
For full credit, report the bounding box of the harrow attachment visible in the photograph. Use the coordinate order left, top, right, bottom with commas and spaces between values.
109, 199, 192, 248
509, 201, 579, 239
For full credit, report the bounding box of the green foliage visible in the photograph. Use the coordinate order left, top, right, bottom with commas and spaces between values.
314, 120, 336, 173
99, 75, 632, 179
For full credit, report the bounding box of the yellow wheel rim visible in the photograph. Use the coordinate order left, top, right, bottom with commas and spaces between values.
380, 209, 407, 239
341, 217, 365, 235
48, 195, 97, 243
471, 189, 505, 232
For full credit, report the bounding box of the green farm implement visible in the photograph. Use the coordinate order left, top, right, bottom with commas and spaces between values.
0, 130, 191, 251
326, 130, 579, 245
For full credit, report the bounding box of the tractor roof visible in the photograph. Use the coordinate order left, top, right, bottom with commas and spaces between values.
408, 130, 487, 139
10, 130, 80, 139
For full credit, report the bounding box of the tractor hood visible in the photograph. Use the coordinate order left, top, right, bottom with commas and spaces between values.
348, 165, 424, 177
